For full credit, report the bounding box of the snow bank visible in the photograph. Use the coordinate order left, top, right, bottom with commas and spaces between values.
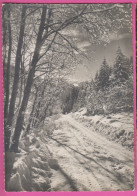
6, 126, 55, 191
72, 112, 134, 151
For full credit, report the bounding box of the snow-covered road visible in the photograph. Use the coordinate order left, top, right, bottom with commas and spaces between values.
47, 113, 134, 191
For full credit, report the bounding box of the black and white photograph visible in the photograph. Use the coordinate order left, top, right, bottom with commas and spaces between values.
2, 3, 134, 191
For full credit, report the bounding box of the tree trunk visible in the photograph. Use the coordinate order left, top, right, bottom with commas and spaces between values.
2, 5, 8, 77
5, 5, 27, 151
4, 5, 12, 120
10, 5, 47, 152
25, 87, 38, 135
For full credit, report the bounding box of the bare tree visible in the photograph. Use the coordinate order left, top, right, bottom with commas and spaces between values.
3, 5, 12, 120
5, 5, 27, 151
2, 4, 132, 152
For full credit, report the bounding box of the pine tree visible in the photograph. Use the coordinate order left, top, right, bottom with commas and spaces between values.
94, 71, 100, 91
113, 47, 130, 85
95, 58, 111, 91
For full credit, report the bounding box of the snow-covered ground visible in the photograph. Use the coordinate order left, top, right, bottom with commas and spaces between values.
6, 110, 134, 191
47, 111, 134, 191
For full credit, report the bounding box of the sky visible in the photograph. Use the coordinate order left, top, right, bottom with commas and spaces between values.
67, 29, 132, 84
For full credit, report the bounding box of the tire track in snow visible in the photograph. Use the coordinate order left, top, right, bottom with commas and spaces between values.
47, 113, 134, 191
64, 114, 134, 190
62, 115, 134, 165
62, 127, 131, 191
64, 125, 106, 191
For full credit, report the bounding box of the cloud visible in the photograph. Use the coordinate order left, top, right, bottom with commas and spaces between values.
61, 29, 80, 37
77, 41, 91, 51
109, 32, 131, 41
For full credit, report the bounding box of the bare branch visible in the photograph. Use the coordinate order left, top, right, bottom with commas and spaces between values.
82, 4, 120, 15
38, 32, 58, 61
